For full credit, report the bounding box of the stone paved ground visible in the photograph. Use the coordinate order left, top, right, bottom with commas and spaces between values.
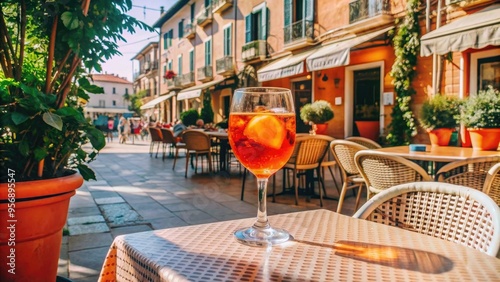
58, 137, 366, 281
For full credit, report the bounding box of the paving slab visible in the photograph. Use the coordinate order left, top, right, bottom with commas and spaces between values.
99, 203, 145, 227
110, 224, 153, 238
68, 233, 114, 251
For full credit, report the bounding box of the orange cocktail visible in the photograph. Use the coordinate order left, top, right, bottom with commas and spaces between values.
228, 112, 296, 179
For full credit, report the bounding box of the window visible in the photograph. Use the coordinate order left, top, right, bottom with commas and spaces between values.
168, 60, 172, 72
245, 4, 267, 43
189, 50, 194, 72
178, 55, 183, 75
204, 39, 212, 66
112, 87, 116, 94
284, 0, 313, 42
190, 4, 195, 22
223, 24, 232, 56
112, 100, 116, 106
178, 20, 184, 38
125, 88, 128, 95
470, 50, 500, 95
98, 100, 105, 107
163, 29, 173, 49
163, 64, 167, 83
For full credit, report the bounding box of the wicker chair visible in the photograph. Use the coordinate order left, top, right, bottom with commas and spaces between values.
355, 150, 433, 199
346, 136, 382, 149
435, 156, 500, 190
483, 162, 500, 206
148, 127, 163, 158
181, 130, 213, 178
330, 140, 367, 214
281, 135, 333, 206
353, 182, 500, 257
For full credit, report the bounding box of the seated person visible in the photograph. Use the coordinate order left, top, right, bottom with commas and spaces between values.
173, 120, 187, 138
195, 119, 204, 129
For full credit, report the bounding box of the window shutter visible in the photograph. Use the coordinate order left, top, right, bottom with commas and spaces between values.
245, 14, 252, 43
189, 51, 194, 72
168, 30, 173, 47
163, 33, 168, 49
261, 6, 267, 40
224, 25, 232, 56
163, 65, 167, 81
284, 0, 292, 27
304, 0, 313, 20
178, 56, 182, 74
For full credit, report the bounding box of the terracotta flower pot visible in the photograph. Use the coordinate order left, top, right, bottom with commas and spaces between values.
427, 128, 454, 146
355, 121, 380, 142
315, 123, 328, 135
0, 173, 83, 281
467, 128, 500, 151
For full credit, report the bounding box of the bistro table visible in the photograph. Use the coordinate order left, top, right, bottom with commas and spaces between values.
98, 209, 499, 281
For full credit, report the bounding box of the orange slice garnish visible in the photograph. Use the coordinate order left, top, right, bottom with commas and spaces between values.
244, 115, 285, 149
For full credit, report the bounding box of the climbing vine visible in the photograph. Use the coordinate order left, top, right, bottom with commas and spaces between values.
386, 0, 420, 146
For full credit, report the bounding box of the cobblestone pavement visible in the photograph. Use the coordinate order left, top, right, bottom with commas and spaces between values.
58, 137, 365, 281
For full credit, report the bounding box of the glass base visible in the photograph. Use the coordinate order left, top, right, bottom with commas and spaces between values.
234, 226, 293, 247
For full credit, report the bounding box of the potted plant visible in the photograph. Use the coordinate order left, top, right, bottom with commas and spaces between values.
459, 86, 500, 150
419, 94, 460, 146
354, 103, 380, 142
0, 1, 150, 281
299, 100, 334, 134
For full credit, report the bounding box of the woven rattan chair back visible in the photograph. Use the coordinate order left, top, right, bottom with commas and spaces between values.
435, 156, 500, 190
355, 150, 433, 199
148, 127, 163, 158
353, 182, 500, 257
181, 130, 212, 177
483, 162, 500, 205
330, 140, 368, 214
346, 136, 382, 149
281, 135, 333, 206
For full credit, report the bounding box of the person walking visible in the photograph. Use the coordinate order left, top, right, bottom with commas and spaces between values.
118, 116, 130, 144
106, 117, 114, 142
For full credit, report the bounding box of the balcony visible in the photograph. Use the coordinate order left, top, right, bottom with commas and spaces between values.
347, 0, 393, 33
197, 66, 213, 82
283, 19, 314, 50
216, 56, 234, 76
180, 72, 195, 87
241, 40, 267, 63
142, 61, 159, 73
184, 22, 195, 39
166, 77, 182, 90
196, 6, 212, 28
212, 0, 232, 14
445, 0, 491, 8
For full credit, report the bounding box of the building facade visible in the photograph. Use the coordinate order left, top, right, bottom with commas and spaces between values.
152, 0, 499, 144
84, 73, 133, 121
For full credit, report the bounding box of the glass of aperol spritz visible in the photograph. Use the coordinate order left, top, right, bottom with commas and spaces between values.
228, 87, 296, 246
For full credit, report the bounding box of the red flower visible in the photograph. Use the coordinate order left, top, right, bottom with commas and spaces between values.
163, 70, 176, 79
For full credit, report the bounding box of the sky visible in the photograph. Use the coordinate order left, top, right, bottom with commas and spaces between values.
99, 0, 177, 82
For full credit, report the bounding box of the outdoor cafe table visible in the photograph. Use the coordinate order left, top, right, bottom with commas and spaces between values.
373, 145, 499, 162
206, 131, 229, 172
98, 209, 500, 281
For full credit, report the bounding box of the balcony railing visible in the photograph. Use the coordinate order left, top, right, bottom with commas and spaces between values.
197, 66, 213, 82
349, 0, 390, 24
196, 6, 213, 27
283, 19, 314, 46
180, 72, 195, 87
216, 56, 234, 76
142, 61, 158, 73
241, 40, 267, 62
184, 22, 195, 39
212, 0, 232, 14
166, 77, 182, 89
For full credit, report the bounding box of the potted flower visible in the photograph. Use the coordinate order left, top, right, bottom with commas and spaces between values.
0, 1, 150, 281
299, 100, 334, 134
419, 94, 460, 146
459, 86, 500, 150
164, 70, 177, 80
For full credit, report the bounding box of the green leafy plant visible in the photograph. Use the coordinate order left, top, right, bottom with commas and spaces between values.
0, 1, 152, 182
180, 109, 200, 126
460, 87, 500, 129
300, 100, 334, 124
419, 95, 460, 130
200, 89, 214, 124
386, 0, 420, 146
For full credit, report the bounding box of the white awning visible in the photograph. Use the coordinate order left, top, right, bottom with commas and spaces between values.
257, 49, 317, 82
306, 26, 393, 72
177, 78, 225, 101
420, 4, 500, 56
84, 107, 132, 114
140, 92, 176, 110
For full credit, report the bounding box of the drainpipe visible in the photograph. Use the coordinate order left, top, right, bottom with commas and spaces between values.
234, 0, 238, 86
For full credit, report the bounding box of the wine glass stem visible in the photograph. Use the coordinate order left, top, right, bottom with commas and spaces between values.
254, 178, 270, 229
